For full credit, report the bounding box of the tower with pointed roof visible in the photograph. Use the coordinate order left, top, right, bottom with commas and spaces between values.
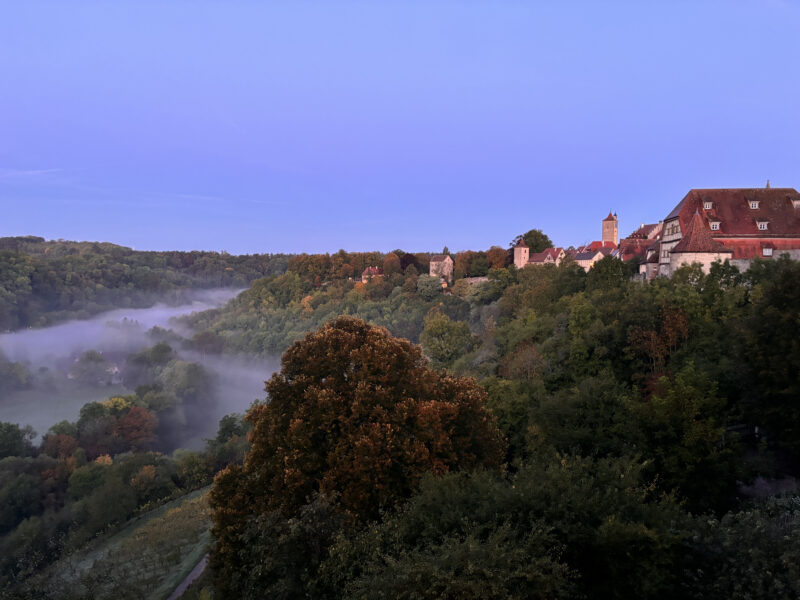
602, 212, 618, 245
668, 210, 732, 274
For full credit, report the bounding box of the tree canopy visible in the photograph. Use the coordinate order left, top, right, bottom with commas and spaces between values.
210, 316, 505, 597
512, 228, 553, 253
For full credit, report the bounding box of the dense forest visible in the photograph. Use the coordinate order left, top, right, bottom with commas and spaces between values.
0, 236, 289, 331
2, 233, 800, 599
191, 247, 800, 599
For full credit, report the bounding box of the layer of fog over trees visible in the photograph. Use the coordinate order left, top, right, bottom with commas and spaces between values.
0, 288, 279, 446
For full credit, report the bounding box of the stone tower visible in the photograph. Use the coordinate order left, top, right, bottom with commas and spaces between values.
513, 239, 529, 269
602, 212, 618, 245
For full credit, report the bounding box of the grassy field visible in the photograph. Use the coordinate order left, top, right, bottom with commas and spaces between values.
21, 487, 212, 600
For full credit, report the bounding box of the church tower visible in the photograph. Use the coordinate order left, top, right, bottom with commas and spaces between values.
602, 211, 618, 245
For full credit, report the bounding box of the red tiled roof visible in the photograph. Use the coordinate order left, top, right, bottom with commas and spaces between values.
671, 211, 732, 254
665, 188, 800, 238
430, 254, 451, 262
587, 240, 617, 251
515, 239, 528, 248
528, 251, 550, 263
619, 238, 654, 261
603, 212, 617, 222
528, 247, 564, 263
625, 223, 660, 239
718, 238, 800, 259
361, 266, 383, 276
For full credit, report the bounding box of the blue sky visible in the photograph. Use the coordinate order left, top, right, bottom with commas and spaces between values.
1, 1, 798, 254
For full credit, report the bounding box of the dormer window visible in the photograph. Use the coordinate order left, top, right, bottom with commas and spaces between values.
750, 200, 760, 209
757, 221, 768, 231
793, 199, 800, 209
704, 201, 713, 210
710, 221, 720, 231
763, 247, 773, 257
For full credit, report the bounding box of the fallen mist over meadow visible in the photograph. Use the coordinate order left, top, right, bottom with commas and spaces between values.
0, 288, 279, 446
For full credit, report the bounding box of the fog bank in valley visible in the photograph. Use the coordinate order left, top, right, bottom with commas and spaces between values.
0, 288, 241, 364
0, 288, 280, 445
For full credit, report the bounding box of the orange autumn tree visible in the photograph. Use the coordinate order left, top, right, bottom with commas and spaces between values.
210, 316, 505, 592
113, 406, 157, 452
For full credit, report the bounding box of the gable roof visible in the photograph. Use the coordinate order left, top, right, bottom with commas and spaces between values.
671, 211, 732, 254
625, 223, 661, 240
361, 266, 384, 276
528, 247, 564, 263
430, 254, 452, 263
587, 240, 617, 251
603, 212, 617, 222
665, 188, 800, 238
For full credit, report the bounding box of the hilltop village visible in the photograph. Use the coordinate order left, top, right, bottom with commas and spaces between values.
416, 184, 800, 286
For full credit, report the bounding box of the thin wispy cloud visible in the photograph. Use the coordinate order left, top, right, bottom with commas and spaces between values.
0, 168, 63, 180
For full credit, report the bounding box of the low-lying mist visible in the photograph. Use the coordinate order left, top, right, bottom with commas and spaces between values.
0, 288, 242, 364
0, 288, 280, 446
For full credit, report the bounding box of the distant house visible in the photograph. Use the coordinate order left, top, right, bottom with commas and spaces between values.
429, 254, 454, 282
639, 238, 662, 280
513, 240, 566, 269
619, 222, 663, 262
361, 266, 384, 283
574, 248, 604, 272
570, 246, 617, 272
528, 247, 566, 266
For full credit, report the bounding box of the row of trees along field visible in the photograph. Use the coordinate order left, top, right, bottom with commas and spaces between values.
193, 246, 800, 599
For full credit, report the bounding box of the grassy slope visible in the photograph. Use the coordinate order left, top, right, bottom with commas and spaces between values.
25, 487, 212, 600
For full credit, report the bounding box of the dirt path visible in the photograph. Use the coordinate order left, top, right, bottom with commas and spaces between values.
167, 553, 209, 600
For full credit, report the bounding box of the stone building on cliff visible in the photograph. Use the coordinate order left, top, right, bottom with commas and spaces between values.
429, 254, 454, 282
655, 186, 800, 277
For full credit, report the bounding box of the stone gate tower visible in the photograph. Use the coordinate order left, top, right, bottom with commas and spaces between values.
602, 212, 618, 245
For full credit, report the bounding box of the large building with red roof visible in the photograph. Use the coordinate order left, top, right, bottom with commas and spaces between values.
654, 186, 800, 277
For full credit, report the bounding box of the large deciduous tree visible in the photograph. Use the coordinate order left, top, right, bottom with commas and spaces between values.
512, 228, 553, 253
210, 317, 505, 597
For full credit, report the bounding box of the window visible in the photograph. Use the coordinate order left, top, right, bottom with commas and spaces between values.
757, 221, 768, 231
710, 222, 720, 231
704, 201, 712, 210
750, 200, 760, 209
763, 247, 773, 257
793, 199, 800, 209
